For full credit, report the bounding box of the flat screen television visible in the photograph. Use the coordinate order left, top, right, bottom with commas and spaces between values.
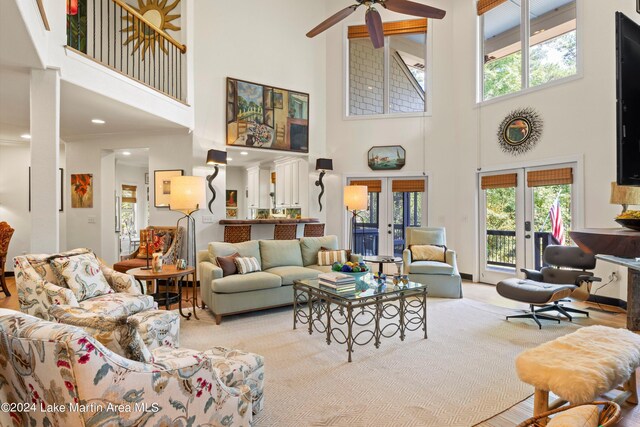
616, 12, 640, 186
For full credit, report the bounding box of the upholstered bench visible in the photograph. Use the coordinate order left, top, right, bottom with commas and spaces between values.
516, 325, 640, 419
128, 309, 180, 350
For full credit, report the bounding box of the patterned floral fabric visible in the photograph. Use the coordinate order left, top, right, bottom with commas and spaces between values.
77, 293, 155, 318
128, 310, 180, 351
15, 251, 150, 322
48, 305, 153, 363
51, 253, 114, 301
152, 346, 265, 414
0, 309, 255, 426
25, 248, 91, 286
100, 264, 144, 294
15, 255, 79, 321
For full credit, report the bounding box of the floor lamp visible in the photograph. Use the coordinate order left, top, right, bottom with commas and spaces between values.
169, 176, 205, 268
344, 185, 368, 254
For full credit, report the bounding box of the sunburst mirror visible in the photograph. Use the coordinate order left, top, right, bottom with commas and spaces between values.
122, 0, 181, 58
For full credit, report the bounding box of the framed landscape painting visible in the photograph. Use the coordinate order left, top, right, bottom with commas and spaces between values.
154, 169, 184, 208
226, 77, 309, 153
367, 146, 406, 170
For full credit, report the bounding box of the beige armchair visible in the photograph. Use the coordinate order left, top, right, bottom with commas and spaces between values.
402, 227, 462, 298
0, 308, 263, 426
15, 248, 153, 321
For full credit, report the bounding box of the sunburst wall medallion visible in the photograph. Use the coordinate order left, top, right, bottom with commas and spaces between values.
497, 108, 543, 156
122, 0, 181, 58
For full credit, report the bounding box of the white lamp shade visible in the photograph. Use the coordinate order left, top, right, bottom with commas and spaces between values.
344, 185, 368, 211
170, 176, 206, 214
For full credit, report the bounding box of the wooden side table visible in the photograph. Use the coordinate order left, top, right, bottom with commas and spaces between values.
127, 265, 199, 320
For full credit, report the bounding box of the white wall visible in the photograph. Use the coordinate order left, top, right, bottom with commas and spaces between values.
0, 142, 67, 271
64, 131, 192, 265
225, 166, 246, 220
324, 0, 638, 301
190, 0, 328, 249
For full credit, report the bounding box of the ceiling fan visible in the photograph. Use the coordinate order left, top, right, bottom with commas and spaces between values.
306, 0, 446, 49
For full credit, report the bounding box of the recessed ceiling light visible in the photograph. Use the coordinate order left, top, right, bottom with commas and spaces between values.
122, 151, 131, 156
20, 134, 31, 139
240, 151, 248, 156
91, 119, 106, 124
227, 157, 233, 161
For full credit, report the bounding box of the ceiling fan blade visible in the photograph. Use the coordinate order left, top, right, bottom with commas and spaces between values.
366, 8, 384, 49
383, 0, 446, 19
307, 4, 360, 38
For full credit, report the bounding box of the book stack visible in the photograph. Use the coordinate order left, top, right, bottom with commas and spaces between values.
318, 272, 356, 292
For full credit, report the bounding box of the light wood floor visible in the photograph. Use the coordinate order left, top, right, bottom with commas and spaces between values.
1, 278, 637, 426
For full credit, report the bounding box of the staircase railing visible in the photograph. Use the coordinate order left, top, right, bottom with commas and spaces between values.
66, 0, 186, 102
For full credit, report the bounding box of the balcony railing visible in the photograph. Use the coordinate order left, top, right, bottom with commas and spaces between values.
486, 230, 555, 270
66, 0, 186, 102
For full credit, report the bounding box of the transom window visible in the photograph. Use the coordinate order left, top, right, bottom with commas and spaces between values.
347, 19, 428, 116
479, 0, 578, 101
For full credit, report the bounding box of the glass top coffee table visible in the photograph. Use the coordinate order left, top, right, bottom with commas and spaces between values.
293, 274, 428, 362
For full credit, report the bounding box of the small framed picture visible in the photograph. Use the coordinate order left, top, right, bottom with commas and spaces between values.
154, 169, 184, 208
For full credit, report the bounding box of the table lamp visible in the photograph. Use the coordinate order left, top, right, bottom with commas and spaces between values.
315, 158, 333, 212
344, 185, 368, 253
206, 149, 227, 213
610, 182, 640, 214
170, 176, 205, 268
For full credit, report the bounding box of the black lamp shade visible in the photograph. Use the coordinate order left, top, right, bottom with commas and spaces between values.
206, 149, 227, 165
316, 158, 333, 171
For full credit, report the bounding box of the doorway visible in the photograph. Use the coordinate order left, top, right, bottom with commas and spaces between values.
115, 149, 150, 257
478, 163, 576, 284
346, 177, 427, 259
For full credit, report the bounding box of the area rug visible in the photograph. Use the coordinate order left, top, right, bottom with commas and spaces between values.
180, 298, 590, 427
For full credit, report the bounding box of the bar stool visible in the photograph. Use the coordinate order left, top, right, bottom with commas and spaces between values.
274, 224, 297, 240
224, 225, 252, 243
303, 223, 325, 237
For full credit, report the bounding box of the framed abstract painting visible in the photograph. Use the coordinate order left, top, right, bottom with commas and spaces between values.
154, 169, 184, 208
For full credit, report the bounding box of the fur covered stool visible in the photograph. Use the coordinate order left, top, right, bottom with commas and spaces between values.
128, 309, 180, 351
516, 325, 640, 421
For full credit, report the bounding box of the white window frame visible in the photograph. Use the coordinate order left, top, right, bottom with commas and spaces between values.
343, 21, 434, 120
477, 0, 583, 105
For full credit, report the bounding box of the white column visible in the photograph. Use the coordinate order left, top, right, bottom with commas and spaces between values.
30, 69, 60, 253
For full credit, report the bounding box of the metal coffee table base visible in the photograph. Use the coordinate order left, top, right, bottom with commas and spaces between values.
293, 284, 428, 362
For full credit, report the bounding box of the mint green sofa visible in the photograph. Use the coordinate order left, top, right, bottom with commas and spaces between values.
198, 235, 359, 324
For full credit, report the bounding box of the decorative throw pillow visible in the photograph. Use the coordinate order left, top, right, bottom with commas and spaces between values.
50, 253, 113, 301
546, 405, 599, 427
48, 305, 153, 363
320, 247, 352, 262
235, 257, 261, 274
217, 252, 240, 277
317, 249, 348, 266
410, 244, 447, 262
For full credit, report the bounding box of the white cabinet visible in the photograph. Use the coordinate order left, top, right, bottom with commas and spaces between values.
274, 158, 307, 212
246, 166, 270, 212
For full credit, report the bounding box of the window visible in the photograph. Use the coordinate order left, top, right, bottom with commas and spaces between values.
348, 19, 428, 116
480, 0, 577, 101
121, 185, 137, 236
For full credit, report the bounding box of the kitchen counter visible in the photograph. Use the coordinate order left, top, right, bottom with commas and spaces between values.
219, 218, 320, 225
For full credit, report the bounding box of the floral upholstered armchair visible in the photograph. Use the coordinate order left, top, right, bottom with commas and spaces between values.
15, 248, 153, 321
0, 308, 262, 426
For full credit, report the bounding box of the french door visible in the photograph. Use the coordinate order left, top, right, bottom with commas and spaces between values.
479, 164, 576, 284
346, 177, 428, 260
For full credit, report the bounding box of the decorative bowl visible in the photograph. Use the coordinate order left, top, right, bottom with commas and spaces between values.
615, 218, 640, 231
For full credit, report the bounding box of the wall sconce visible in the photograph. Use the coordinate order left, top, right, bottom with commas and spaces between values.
206, 149, 227, 213
315, 158, 333, 212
